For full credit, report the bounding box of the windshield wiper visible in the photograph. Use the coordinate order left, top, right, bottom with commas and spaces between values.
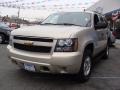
41, 23, 81, 26
56, 23, 81, 26
41, 23, 57, 25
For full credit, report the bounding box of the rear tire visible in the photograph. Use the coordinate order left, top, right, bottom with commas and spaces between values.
77, 49, 92, 83
108, 38, 112, 47
0, 34, 5, 44
102, 45, 109, 59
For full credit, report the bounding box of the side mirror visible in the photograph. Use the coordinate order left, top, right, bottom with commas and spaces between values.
95, 22, 108, 30
110, 28, 113, 31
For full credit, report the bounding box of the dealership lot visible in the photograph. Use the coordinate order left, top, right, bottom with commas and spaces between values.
0, 41, 120, 90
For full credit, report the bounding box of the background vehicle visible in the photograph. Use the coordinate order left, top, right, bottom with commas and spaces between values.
9, 23, 20, 29
0, 22, 12, 43
112, 28, 120, 39
7, 11, 109, 82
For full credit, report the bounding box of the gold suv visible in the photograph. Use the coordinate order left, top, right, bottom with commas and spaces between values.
7, 11, 109, 82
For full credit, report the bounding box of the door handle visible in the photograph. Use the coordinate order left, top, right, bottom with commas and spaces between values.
101, 33, 104, 36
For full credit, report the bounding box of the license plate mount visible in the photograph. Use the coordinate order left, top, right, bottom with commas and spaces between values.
24, 63, 35, 72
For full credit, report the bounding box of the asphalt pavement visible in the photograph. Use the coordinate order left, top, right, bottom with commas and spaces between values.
0, 41, 120, 90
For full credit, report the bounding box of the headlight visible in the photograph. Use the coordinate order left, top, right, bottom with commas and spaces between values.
9, 35, 13, 46
55, 38, 78, 52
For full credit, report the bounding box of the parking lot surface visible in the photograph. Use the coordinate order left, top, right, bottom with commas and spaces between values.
0, 41, 120, 90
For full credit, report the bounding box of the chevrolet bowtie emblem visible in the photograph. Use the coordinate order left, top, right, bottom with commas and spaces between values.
24, 41, 34, 46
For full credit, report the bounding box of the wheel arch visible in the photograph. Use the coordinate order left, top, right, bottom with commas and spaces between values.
79, 42, 94, 68
83, 41, 95, 56
84, 43, 94, 55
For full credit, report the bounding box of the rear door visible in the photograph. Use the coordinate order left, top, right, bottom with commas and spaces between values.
98, 15, 108, 49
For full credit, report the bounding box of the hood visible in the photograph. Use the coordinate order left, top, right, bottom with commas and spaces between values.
11, 25, 86, 39
0, 26, 12, 31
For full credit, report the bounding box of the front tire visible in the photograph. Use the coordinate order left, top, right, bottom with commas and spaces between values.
77, 50, 92, 82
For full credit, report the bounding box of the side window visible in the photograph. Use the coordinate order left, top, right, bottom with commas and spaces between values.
103, 17, 108, 26
100, 16, 108, 28
99, 16, 105, 23
94, 14, 99, 26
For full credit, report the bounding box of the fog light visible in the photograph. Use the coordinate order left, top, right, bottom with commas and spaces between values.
60, 67, 67, 74
39, 66, 49, 72
11, 59, 18, 65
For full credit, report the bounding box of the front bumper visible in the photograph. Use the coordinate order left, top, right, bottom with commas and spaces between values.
7, 45, 82, 74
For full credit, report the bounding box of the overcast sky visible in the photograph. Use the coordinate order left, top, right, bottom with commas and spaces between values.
0, 0, 99, 21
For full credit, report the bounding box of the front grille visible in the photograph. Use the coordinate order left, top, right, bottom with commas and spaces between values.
14, 43, 51, 53
14, 36, 53, 42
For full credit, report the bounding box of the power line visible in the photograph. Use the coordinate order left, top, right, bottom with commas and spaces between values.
0, 0, 24, 4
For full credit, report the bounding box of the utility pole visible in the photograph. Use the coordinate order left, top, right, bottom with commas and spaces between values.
18, 6, 20, 18
17, 6, 21, 27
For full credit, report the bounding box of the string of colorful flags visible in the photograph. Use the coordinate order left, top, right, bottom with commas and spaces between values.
0, 0, 24, 4
0, 4, 89, 10
0, 0, 96, 11
0, 0, 57, 5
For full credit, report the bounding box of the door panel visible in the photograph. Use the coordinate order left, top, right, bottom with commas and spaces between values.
94, 14, 108, 54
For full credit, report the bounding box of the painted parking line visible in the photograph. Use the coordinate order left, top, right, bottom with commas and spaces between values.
32, 76, 120, 79
91, 77, 120, 79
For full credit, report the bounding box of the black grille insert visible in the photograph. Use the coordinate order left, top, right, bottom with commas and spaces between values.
14, 36, 53, 42
14, 43, 51, 53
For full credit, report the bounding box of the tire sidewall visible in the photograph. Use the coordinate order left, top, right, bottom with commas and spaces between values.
77, 50, 92, 82
108, 38, 112, 47
103, 44, 109, 59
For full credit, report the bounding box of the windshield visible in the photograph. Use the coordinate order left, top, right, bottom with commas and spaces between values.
42, 12, 92, 27
0, 23, 9, 28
